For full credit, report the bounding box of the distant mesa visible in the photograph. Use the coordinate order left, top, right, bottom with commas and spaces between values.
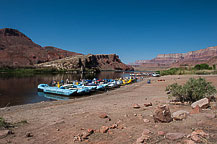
0, 28, 132, 71
132, 46, 217, 70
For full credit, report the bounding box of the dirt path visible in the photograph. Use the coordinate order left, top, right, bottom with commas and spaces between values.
0, 75, 217, 144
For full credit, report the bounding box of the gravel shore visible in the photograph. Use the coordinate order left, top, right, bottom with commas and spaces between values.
0, 75, 217, 144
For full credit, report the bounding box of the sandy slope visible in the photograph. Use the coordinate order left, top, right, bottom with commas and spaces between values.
0, 75, 217, 144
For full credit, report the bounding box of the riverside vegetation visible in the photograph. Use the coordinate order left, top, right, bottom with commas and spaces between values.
159, 63, 217, 76
166, 77, 216, 103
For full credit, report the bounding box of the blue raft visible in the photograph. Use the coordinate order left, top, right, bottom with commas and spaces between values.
38, 84, 77, 96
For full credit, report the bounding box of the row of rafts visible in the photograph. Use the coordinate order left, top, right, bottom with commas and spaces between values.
37, 77, 138, 100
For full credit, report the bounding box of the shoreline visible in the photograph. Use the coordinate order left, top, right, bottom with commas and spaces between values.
0, 75, 217, 144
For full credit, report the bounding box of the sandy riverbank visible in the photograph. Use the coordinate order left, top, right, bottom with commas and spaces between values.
0, 75, 217, 144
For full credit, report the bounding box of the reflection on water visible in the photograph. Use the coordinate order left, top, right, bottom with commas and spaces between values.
0, 72, 129, 107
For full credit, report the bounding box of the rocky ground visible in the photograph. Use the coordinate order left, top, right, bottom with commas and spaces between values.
0, 75, 217, 144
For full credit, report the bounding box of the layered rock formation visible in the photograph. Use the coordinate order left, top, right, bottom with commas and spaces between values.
133, 46, 217, 69
37, 54, 134, 71
0, 28, 82, 67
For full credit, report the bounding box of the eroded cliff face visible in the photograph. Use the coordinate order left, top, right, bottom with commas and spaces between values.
0, 28, 82, 67
172, 46, 217, 66
37, 54, 134, 71
133, 46, 217, 69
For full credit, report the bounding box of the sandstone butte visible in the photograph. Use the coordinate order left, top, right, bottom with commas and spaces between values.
0, 28, 133, 71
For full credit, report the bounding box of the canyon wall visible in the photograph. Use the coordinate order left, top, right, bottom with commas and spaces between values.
133, 46, 217, 70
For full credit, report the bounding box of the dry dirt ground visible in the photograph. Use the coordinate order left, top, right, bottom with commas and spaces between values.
0, 75, 217, 144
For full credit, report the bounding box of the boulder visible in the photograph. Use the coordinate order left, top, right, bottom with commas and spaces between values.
191, 98, 210, 109
172, 110, 189, 120
165, 133, 185, 140
153, 105, 173, 123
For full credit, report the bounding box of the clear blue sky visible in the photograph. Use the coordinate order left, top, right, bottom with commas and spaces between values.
1, 0, 217, 63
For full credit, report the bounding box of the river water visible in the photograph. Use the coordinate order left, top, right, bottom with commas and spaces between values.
0, 71, 130, 108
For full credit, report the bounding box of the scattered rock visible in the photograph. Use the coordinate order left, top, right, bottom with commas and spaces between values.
26, 132, 33, 137
82, 131, 90, 139
136, 135, 150, 143
143, 119, 150, 123
190, 105, 201, 114
0, 130, 9, 139
172, 110, 189, 120
165, 133, 185, 140
133, 104, 141, 109
87, 129, 94, 134
157, 131, 165, 136
191, 134, 201, 143
191, 129, 209, 138
73, 135, 82, 142
99, 113, 108, 119
144, 102, 152, 107
110, 124, 118, 129
142, 129, 151, 135
191, 98, 210, 109
134, 114, 137, 116
99, 126, 109, 133
183, 139, 196, 144
153, 105, 173, 123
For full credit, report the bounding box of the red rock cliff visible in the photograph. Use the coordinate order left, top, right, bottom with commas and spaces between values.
0, 28, 82, 67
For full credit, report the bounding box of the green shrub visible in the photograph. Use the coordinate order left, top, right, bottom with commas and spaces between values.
0, 117, 10, 128
166, 78, 216, 102
160, 68, 180, 76
194, 63, 212, 70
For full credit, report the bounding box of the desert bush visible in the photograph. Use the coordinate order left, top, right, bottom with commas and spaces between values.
0, 117, 10, 129
166, 78, 216, 102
